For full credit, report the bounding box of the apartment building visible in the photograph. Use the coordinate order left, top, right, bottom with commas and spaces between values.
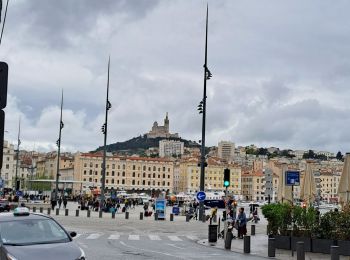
1, 140, 15, 188
218, 141, 235, 162
159, 140, 184, 158
177, 157, 241, 195
74, 153, 174, 195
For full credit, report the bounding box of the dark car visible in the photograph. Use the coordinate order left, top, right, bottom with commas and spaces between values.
0, 199, 10, 212
0, 207, 85, 260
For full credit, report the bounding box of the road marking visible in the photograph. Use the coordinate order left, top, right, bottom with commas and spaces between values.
86, 233, 102, 239
128, 235, 140, 240
120, 241, 183, 259
168, 235, 182, 241
167, 243, 185, 250
149, 235, 161, 240
108, 234, 120, 240
186, 235, 198, 240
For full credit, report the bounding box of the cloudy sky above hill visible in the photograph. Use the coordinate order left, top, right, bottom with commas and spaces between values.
2, 0, 350, 153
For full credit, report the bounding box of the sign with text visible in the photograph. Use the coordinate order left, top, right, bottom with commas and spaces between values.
285, 170, 300, 186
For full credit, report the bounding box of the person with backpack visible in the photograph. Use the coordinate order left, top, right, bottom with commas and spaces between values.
237, 207, 247, 239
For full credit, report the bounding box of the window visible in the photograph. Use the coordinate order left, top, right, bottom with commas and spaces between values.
122, 180, 125, 184
163, 167, 165, 171
143, 166, 146, 171
163, 174, 165, 178
84, 163, 87, 167
95, 164, 98, 168
143, 180, 145, 185
5, 164, 9, 169
132, 180, 135, 185
143, 172, 146, 178
106, 179, 109, 184
122, 172, 125, 177
112, 171, 115, 176
112, 164, 115, 169
153, 173, 155, 178
132, 172, 135, 177
133, 165, 136, 170
112, 179, 114, 184
153, 166, 156, 171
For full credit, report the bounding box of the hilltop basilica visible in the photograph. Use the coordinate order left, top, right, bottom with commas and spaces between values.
146, 113, 179, 139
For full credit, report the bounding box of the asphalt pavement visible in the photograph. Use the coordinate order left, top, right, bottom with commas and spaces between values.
48, 201, 267, 259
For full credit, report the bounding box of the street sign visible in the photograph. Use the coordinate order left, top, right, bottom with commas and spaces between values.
285, 170, 300, 186
16, 190, 23, 197
196, 191, 206, 201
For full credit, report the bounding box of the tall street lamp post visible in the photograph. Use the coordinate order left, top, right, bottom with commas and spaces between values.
54, 91, 64, 201
14, 119, 21, 193
100, 57, 112, 212
198, 5, 212, 221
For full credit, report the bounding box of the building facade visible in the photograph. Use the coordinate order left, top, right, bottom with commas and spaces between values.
147, 113, 179, 139
218, 141, 235, 162
159, 140, 184, 158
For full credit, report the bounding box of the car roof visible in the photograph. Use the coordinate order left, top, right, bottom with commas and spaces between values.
0, 212, 52, 222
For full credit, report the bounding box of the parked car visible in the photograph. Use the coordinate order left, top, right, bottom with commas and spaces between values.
0, 199, 10, 212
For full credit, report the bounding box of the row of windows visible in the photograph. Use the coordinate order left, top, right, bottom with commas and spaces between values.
83, 170, 171, 179
83, 162, 171, 172
83, 177, 170, 186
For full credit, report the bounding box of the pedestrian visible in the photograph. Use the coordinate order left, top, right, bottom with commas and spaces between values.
237, 207, 247, 239
58, 197, 63, 209
133, 200, 136, 209
63, 197, 68, 209
51, 198, 57, 210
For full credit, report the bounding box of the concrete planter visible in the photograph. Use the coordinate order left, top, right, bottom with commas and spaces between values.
311, 238, 335, 254
291, 236, 311, 252
337, 240, 350, 256
274, 235, 291, 250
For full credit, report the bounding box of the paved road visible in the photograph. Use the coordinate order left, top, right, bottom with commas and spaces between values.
49, 202, 267, 259
72, 230, 266, 260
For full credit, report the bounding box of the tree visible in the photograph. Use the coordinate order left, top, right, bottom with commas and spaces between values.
303, 150, 315, 159
336, 151, 343, 161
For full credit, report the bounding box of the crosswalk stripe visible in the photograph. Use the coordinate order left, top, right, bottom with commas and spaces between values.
108, 234, 120, 240
149, 235, 161, 240
128, 235, 140, 240
186, 235, 198, 240
168, 235, 182, 241
86, 233, 102, 239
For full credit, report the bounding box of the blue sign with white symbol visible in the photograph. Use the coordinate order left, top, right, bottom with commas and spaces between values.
285, 171, 300, 186
16, 190, 23, 197
196, 191, 206, 201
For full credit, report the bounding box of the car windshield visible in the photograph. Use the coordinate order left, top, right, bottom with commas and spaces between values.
0, 218, 70, 246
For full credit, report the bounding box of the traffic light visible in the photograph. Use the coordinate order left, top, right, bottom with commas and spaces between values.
0, 62, 8, 170
0, 110, 4, 169
0, 62, 8, 109
224, 168, 230, 187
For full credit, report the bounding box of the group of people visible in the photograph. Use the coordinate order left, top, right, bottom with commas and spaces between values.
50, 196, 68, 210
77, 197, 139, 213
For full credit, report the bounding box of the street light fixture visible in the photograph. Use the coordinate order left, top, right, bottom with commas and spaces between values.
198, 4, 212, 221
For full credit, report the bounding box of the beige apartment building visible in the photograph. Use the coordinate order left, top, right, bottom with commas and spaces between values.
74, 153, 174, 195
319, 170, 341, 203
36, 153, 74, 178
177, 157, 241, 195
241, 169, 266, 201
1, 140, 15, 188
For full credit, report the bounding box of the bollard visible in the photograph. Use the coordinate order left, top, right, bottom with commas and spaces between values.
186, 214, 190, 222
125, 211, 129, 219
87, 210, 91, 218
39, 207, 43, 213
170, 213, 174, 221
154, 212, 158, 221
208, 225, 218, 243
202, 212, 206, 223
75, 209, 79, 217
251, 225, 256, 236
56, 208, 59, 215
244, 236, 251, 254
33, 207, 37, 213
65, 209, 69, 216
99, 211, 103, 218
47, 208, 51, 215
225, 231, 233, 250
296, 241, 305, 260
268, 237, 276, 257
331, 246, 340, 260
140, 212, 143, 220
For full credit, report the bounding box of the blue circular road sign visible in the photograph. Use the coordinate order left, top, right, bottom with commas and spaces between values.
196, 191, 206, 201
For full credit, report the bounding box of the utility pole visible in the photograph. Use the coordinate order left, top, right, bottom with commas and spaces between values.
14, 118, 20, 192
54, 90, 64, 201
100, 57, 112, 212
198, 4, 212, 221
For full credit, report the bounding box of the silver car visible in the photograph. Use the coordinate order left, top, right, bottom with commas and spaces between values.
0, 207, 85, 260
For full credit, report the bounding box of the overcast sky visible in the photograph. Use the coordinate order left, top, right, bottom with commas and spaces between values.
2, 0, 350, 154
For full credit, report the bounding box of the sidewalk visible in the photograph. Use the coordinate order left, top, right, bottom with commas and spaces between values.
198, 233, 350, 260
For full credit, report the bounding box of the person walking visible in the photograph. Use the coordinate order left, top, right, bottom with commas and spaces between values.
63, 197, 68, 209
58, 197, 63, 209
237, 207, 247, 239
